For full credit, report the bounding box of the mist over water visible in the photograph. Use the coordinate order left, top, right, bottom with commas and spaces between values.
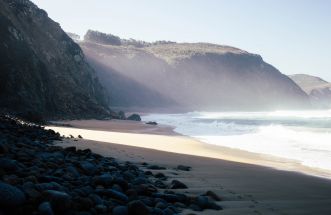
143, 110, 331, 171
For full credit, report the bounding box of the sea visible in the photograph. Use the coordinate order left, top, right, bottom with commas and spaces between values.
143, 110, 331, 171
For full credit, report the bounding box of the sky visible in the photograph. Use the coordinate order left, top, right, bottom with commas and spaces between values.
31, 0, 331, 81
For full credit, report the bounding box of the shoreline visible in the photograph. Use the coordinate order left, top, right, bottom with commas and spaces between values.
50, 119, 331, 214
48, 119, 331, 180
57, 139, 331, 214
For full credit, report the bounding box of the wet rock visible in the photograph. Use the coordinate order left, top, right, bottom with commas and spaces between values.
155, 201, 167, 209
0, 182, 26, 208
152, 193, 180, 203
0, 158, 19, 172
38, 201, 54, 215
154, 172, 167, 180
152, 208, 164, 215
163, 207, 177, 215
195, 195, 222, 210
92, 173, 113, 186
113, 205, 128, 215
189, 204, 202, 211
147, 165, 166, 170
95, 204, 107, 213
144, 171, 153, 176
35, 182, 64, 191
134, 184, 157, 196
66, 165, 80, 178
205, 190, 221, 201
154, 180, 167, 189
79, 161, 97, 175
146, 121, 157, 125
89, 193, 103, 205
118, 111, 127, 120
128, 200, 149, 215
177, 165, 191, 171
43, 190, 71, 211
132, 176, 149, 185
0, 141, 9, 154
170, 180, 188, 189
127, 114, 141, 121
64, 146, 76, 152
195, 196, 209, 209
96, 189, 128, 202
75, 197, 94, 211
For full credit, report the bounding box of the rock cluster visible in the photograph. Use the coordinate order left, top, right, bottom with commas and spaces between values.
0, 115, 222, 214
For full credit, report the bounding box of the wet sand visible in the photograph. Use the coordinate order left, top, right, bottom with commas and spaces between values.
50, 120, 331, 214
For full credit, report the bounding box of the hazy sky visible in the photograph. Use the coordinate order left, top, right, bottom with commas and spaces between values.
31, 0, 331, 81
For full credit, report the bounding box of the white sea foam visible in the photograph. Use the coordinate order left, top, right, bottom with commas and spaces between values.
143, 110, 331, 171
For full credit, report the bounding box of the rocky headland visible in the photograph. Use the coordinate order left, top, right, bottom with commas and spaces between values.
289, 74, 331, 108
79, 30, 310, 111
0, 0, 110, 120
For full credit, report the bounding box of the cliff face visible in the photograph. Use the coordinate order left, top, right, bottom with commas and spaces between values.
80, 30, 310, 111
0, 0, 110, 119
290, 74, 331, 109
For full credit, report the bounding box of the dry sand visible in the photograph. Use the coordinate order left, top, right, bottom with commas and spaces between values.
49, 120, 331, 214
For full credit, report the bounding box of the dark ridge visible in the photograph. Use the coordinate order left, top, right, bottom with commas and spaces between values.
0, 0, 110, 120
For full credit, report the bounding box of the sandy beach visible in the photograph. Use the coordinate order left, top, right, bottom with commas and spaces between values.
49, 120, 331, 214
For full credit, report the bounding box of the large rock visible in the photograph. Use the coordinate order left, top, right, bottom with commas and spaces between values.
38, 201, 54, 215
96, 189, 129, 202
113, 205, 128, 215
43, 190, 71, 212
170, 180, 188, 189
0, 182, 26, 208
128, 200, 150, 215
0, 158, 19, 172
127, 114, 141, 121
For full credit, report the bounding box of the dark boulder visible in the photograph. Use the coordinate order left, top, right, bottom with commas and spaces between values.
146, 121, 157, 125
113, 205, 128, 215
170, 180, 188, 189
43, 190, 71, 212
176, 165, 191, 171
154, 172, 167, 180
128, 200, 150, 215
205, 190, 221, 201
0, 158, 20, 172
38, 201, 54, 215
0, 182, 26, 208
195, 195, 222, 210
79, 161, 97, 175
118, 111, 127, 120
127, 114, 141, 121
147, 165, 166, 170
96, 189, 128, 202
92, 173, 113, 186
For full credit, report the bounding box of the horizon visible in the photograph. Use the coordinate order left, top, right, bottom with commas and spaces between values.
31, 0, 331, 82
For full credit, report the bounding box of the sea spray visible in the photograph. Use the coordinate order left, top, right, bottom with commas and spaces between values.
143, 110, 331, 171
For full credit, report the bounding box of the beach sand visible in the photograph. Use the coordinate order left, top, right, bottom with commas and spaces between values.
49, 120, 331, 214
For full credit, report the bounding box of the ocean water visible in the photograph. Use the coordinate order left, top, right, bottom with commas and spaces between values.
143, 110, 331, 171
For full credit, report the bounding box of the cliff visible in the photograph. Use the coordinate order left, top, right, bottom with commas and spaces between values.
290, 74, 331, 109
80, 30, 310, 111
0, 0, 110, 119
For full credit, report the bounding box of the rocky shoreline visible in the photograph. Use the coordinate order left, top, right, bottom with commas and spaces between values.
0, 115, 222, 215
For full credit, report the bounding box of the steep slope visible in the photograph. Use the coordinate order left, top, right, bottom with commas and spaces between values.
0, 0, 110, 119
290, 74, 331, 108
80, 30, 310, 111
